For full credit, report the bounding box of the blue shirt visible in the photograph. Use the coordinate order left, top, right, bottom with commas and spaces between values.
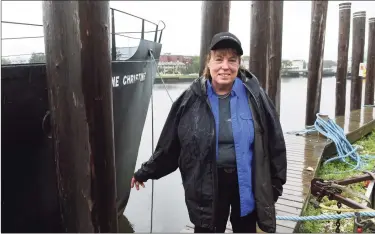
206, 77, 255, 217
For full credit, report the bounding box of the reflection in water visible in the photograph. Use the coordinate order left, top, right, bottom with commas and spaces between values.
363, 107, 374, 124
124, 77, 367, 232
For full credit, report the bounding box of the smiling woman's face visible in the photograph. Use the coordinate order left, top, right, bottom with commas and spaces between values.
208, 48, 240, 87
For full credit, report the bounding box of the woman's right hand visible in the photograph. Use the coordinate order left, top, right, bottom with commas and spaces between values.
130, 176, 145, 190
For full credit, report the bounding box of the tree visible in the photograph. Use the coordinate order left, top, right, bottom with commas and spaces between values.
323, 60, 337, 68
29, 53, 46, 63
2, 58, 12, 65
281, 60, 293, 69
184, 56, 200, 74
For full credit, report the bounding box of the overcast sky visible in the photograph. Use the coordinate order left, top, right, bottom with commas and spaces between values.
2, 1, 375, 61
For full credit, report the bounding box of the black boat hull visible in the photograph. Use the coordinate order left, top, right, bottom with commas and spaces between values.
1, 39, 161, 232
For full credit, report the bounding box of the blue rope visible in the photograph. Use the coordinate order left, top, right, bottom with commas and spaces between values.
279, 115, 375, 223
313, 113, 375, 173
276, 211, 375, 221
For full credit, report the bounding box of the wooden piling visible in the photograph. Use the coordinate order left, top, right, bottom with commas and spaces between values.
249, 1, 269, 89
267, 1, 283, 114
305, 0, 328, 126
350, 11, 366, 111
198, 1, 231, 76
42, 1, 118, 232
364, 18, 375, 105
335, 2, 351, 116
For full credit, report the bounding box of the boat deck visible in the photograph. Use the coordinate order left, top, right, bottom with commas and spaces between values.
180, 107, 375, 233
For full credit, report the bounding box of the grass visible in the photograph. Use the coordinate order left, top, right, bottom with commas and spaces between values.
298, 130, 375, 233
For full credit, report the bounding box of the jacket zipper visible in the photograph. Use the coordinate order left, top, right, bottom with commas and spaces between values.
205, 97, 218, 231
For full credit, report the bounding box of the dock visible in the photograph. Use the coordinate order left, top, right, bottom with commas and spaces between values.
180, 107, 375, 233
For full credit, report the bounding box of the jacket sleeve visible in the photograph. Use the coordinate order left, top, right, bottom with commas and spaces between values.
260, 89, 287, 202
133, 92, 185, 183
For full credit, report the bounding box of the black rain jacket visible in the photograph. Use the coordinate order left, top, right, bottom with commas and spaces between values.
134, 68, 287, 233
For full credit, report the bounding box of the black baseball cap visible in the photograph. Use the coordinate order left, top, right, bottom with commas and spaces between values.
209, 32, 243, 55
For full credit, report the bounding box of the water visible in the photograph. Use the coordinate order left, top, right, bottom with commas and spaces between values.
124, 77, 366, 232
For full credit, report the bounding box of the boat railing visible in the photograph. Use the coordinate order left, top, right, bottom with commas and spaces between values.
110, 7, 165, 61
1, 6, 166, 64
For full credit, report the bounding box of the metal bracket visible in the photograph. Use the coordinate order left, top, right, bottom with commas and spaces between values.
310, 172, 375, 210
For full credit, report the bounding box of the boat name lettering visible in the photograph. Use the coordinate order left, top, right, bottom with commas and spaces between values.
112, 73, 146, 87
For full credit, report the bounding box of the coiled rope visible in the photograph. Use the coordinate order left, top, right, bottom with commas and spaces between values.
288, 113, 375, 173
276, 212, 375, 221
313, 113, 375, 173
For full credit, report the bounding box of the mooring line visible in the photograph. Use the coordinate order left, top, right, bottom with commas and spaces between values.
148, 50, 174, 233
150, 51, 155, 233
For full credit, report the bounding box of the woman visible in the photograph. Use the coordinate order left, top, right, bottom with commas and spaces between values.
131, 32, 287, 233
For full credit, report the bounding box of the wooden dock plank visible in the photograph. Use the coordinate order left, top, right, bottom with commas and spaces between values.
280, 194, 304, 203
281, 190, 305, 197
276, 198, 304, 209
276, 225, 295, 233
180, 107, 375, 233
275, 203, 302, 215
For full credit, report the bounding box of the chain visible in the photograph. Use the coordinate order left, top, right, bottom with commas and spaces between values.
355, 214, 375, 233
335, 202, 342, 233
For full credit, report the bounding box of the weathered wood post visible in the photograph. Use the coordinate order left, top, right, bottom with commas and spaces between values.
249, 1, 269, 89
198, 1, 231, 76
305, 0, 328, 126
267, 1, 283, 114
335, 2, 351, 116
350, 11, 366, 111
42, 1, 118, 232
364, 18, 375, 105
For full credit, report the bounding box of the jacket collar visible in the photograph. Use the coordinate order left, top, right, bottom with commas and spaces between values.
206, 77, 244, 98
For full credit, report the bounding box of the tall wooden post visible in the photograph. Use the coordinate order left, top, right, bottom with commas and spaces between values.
350, 11, 366, 111
267, 1, 283, 114
198, 1, 231, 76
249, 1, 269, 89
305, 1, 328, 126
335, 2, 351, 116
364, 18, 375, 105
42, 1, 118, 232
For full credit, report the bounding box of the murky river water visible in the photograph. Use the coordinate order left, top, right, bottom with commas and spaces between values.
124, 77, 365, 232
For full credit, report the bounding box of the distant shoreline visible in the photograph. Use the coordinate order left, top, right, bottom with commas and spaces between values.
155, 77, 196, 84
154, 75, 357, 84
